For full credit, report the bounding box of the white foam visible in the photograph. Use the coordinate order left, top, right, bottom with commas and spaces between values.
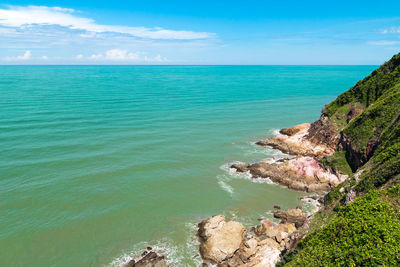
108, 223, 202, 267
217, 179, 234, 196
300, 196, 321, 215
219, 161, 275, 185
270, 128, 281, 136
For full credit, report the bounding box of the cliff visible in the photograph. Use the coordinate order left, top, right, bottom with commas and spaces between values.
278, 52, 400, 265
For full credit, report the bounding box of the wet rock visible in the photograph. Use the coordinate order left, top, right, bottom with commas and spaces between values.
258, 122, 335, 158
198, 215, 247, 264
273, 208, 307, 228
126, 251, 168, 267
231, 156, 342, 193
230, 163, 249, 172
273, 205, 281, 210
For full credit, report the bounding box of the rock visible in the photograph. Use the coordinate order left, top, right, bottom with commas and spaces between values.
255, 140, 268, 146
280, 123, 310, 136
258, 238, 280, 249
126, 251, 168, 267
307, 183, 331, 192
258, 122, 335, 157
238, 238, 258, 261
254, 220, 274, 237
198, 215, 247, 264
273, 205, 281, 210
230, 163, 249, 172
241, 156, 341, 193
345, 190, 357, 205
226, 253, 245, 266
273, 208, 307, 228
248, 245, 281, 267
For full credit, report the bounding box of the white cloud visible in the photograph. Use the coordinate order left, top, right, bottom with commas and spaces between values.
89, 53, 103, 60
82, 49, 168, 63
18, 50, 31, 60
367, 40, 400, 45
381, 27, 400, 34
105, 49, 140, 61
0, 5, 214, 40
144, 54, 168, 63
41, 55, 48, 59
5, 50, 31, 61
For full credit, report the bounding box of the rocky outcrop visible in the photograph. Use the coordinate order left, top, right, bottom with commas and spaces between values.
273, 208, 306, 228
304, 114, 341, 150
279, 123, 310, 136
256, 123, 335, 157
198, 212, 304, 267
126, 249, 168, 267
231, 156, 343, 192
198, 215, 247, 264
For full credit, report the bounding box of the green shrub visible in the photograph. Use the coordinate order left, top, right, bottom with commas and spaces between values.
280, 187, 400, 266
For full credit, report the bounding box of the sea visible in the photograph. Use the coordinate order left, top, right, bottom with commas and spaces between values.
0, 65, 375, 266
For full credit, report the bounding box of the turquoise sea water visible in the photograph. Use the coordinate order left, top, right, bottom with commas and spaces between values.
0, 65, 375, 266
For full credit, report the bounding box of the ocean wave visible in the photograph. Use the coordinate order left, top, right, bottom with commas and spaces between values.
217, 178, 234, 196
270, 128, 281, 136
109, 222, 202, 267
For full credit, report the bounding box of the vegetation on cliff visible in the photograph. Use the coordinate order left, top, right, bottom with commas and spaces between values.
279, 186, 400, 266
280, 52, 400, 266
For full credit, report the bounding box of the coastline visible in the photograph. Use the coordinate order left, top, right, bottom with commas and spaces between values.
125, 120, 336, 266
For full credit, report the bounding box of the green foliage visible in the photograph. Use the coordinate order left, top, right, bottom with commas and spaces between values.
343, 84, 400, 156
321, 150, 353, 176
280, 187, 400, 266
280, 53, 400, 267
324, 52, 400, 117
354, 99, 400, 192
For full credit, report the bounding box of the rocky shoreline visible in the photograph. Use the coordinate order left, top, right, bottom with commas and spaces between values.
231, 123, 347, 193
197, 207, 307, 267
126, 121, 347, 266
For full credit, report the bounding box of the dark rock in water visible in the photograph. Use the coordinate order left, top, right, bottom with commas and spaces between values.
273, 205, 281, 210
276, 158, 290, 163
230, 163, 249, 172
255, 140, 268, 146
125, 251, 168, 267
127, 259, 136, 266
146, 247, 152, 251
273, 208, 307, 228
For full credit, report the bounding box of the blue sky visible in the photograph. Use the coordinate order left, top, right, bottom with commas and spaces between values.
1, 1, 400, 64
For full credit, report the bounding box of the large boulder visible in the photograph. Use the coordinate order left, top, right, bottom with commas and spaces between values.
273, 208, 306, 228
198, 215, 247, 264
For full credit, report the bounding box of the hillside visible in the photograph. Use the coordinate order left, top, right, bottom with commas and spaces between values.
279, 52, 400, 265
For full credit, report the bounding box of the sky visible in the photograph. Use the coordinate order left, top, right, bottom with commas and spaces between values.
1, 1, 400, 64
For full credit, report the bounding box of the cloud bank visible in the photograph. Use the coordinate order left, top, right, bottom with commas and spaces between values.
81, 49, 168, 62
0, 5, 214, 40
